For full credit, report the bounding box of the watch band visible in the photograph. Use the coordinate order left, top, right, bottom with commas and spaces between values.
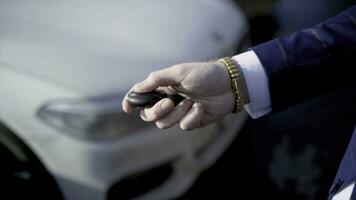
219, 57, 250, 113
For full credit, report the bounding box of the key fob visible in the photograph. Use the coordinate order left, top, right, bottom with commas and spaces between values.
127, 91, 184, 107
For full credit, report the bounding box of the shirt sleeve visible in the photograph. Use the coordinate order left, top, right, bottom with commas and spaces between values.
331, 182, 355, 200
232, 51, 272, 119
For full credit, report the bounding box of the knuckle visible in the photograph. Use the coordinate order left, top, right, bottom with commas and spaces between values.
142, 109, 159, 122
133, 83, 140, 88
152, 107, 162, 119
177, 63, 188, 68
174, 65, 187, 77
178, 99, 191, 112
148, 72, 158, 82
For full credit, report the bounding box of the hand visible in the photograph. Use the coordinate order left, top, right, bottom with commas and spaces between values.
122, 61, 235, 130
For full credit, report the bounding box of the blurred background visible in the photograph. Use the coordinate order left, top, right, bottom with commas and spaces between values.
0, 0, 355, 200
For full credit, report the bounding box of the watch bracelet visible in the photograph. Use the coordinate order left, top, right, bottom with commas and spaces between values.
218, 57, 250, 113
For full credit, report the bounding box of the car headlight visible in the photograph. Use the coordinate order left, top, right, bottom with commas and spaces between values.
37, 93, 150, 141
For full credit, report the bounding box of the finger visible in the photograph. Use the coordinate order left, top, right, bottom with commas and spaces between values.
155, 86, 176, 96
140, 98, 174, 122
122, 87, 135, 113
155, 99, 193, 129
179, 102, 205, 130
134, 66, 184, 93
122, 98, 134, 113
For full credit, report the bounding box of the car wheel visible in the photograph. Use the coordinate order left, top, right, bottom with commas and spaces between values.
0, 122, 63, 199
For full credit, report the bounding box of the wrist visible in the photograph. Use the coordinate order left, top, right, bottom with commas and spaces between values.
215, 61, 236, 113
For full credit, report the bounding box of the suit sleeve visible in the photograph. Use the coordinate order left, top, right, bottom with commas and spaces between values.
252, 5, 356, 78
249, 5, 356, 112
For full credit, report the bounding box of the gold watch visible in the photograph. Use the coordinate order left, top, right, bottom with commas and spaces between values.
218, 57, 250, 113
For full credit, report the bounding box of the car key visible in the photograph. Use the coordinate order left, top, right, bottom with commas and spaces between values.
126, 91, 184, 108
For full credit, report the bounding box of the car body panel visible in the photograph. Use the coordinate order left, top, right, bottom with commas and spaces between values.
0, 0, 247, 95
0, 1, 248, 199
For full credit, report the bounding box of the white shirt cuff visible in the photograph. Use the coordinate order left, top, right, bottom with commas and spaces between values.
232, 51, 272, 119
332, 182, 355, 200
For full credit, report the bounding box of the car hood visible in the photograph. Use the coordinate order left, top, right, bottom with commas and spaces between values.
0, 0, 247, 95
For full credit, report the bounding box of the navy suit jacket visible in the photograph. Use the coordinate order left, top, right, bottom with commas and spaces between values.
252, 5, 356, 199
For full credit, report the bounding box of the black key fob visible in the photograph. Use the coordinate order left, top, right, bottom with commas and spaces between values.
127, 91, 184, 107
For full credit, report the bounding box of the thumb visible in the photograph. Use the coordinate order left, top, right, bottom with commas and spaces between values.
134, 66, 182, 93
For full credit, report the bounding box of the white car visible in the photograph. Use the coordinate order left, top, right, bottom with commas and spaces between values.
0, 1, 248, 199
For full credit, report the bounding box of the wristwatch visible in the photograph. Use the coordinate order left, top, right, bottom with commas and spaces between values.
219, 57, 250, 113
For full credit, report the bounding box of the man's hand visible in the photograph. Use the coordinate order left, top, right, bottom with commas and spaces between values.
122, 61, 235, 130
